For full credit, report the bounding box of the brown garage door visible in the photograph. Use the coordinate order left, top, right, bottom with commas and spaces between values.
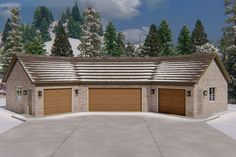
44, 89, 72, 115
89, 88, 142, 112
159, 89, 186, 116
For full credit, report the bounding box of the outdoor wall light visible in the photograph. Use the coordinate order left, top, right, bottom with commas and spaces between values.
151, 89, 155, 94
187, 91, 191, 97
75, 89, 79, 95
23, 90, 27, 95
38, 91, 42, 97
203, 90, 208, 96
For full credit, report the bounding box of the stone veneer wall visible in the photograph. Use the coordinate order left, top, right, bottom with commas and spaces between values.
6, 61, 35, 114
193, 60, 228, 117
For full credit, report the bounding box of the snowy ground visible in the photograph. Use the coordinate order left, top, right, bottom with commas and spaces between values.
207, 105, 236, 140
0, 97, 22, 134
1, 95, 236, 140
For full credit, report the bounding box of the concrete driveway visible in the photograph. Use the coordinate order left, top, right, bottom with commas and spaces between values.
0, 114, 236, 157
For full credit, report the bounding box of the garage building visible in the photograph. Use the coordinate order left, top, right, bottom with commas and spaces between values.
2, 53, 231, 117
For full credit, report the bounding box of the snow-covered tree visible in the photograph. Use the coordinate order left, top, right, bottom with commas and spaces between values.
220, 0, 236, 99
78, 7, 102, 57
1, 8, 24, 75
196, 43, 219, 54
51, 21, 73, 57
190, 20, 208, 53
125, 42, 136, 57
176, 25, 191, 55
158, 20, 174, 56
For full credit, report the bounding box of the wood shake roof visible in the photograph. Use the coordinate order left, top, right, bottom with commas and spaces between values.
2, 53, 232, 85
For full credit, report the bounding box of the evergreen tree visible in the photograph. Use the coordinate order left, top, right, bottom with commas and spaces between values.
40, 18, 51, 42
95, 13, 103, 36
125, 42, 136, 57
21, 24, 46, 55
24, 34, 46, 55
116, 32, 126, 56
104, 22, 117, 56
1, 8, 24, 75
51, 21, 73, 57
142, 24, 160, 57
32, 6, 53, 42
220, 0, 236, 99
158, 20, 174, 56
1, 19, 12, 47
71, 2, 82, 22
190, 20, 208, 53
67, 16, 81, 39
21, 24, 36, 44
60, 11, 67, 24
176, 25, 191, 55
66, 7, 72, 19
78, 7, 102, 57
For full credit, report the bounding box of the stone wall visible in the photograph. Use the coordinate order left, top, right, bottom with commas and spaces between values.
6, 61, 35, 114
194, 60, 228, 117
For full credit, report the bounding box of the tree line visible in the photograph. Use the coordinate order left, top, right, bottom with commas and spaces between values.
0, 1, 235, 100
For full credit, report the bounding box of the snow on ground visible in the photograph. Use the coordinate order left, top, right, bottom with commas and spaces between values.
44, 37, 81, 56
207, 105, 236, 140
0, 97, 22, 134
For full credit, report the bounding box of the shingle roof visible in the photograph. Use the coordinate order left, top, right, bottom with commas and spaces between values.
2, 53, 232, 85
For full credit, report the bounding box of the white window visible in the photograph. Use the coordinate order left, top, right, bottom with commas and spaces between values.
16, 87, 23, 102
209, 87, 215, 101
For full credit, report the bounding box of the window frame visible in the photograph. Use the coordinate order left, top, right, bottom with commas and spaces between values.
209, 87, 215, 102
16, 86, 23, 102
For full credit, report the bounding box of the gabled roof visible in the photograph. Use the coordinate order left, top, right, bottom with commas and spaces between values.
2, 53, 232, 85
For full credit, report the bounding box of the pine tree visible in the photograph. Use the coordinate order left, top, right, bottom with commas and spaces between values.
190, 20, 208, 53
1, 8, 24, 75
176, 25, 191, 55
60, 12, 67, 24
71, 2, 82, 22
95, 13, 103, 36
1, 19, 12, 47
104, 22, 117, 56
67, 16, 81, 39
78, 7, 102, 57
51, 21, 73, 57
21, 24, 45, 55
40, 18, 51, 42
66, 7, 72, 19
21, 24, 37, 43
158, 20, 174, 56
125, 42, 136, 57
24, 34, 46, 55
142, 24, 160, 57
32, 6, 53, 42
116, 32, 126, 56
220, 0, 236, 99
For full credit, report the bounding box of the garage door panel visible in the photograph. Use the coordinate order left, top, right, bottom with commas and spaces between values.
159, 89, 185, 116
89, 88, 141, 112
44, 89, 72, 115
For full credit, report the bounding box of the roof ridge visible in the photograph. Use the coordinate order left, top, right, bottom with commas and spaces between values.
14, 52, 217, 62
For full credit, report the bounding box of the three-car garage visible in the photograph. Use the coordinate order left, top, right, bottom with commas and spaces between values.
43, 87, 186, 116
